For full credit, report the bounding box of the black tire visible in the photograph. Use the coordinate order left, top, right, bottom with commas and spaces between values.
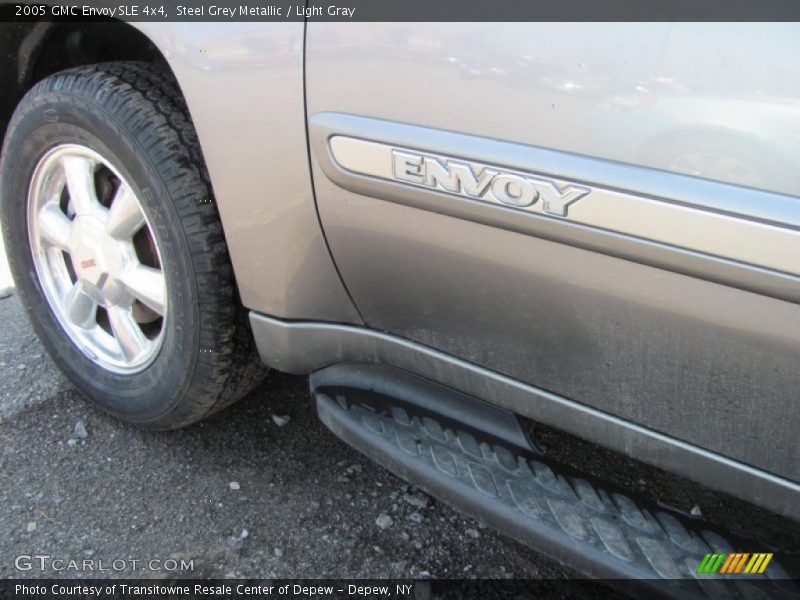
0, 61, 267, 429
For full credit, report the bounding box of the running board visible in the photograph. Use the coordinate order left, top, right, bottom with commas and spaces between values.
311, 364, 798, 599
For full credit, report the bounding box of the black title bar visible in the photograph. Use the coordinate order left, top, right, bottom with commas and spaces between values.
2, 0, 800, 22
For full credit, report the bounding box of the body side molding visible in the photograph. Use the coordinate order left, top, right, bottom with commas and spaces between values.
311, 112, 800, 304
249, 311, 800, 521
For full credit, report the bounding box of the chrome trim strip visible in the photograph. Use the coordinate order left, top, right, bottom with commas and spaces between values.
309, 113, 800, 303
313, 112, 800, 229
327, 134, 800, 277
250, 312, 800, 521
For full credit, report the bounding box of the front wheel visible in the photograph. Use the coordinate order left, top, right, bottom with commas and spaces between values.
0, 62, 266, 429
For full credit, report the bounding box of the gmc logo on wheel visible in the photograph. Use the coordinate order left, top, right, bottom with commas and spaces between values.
80, 259, 96, 269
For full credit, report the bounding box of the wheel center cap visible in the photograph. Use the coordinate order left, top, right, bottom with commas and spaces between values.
69, 215, 123, 294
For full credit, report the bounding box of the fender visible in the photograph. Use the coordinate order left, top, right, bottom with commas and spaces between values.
131, 22, 362, 325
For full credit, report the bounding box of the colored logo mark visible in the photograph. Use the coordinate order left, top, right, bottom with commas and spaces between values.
697, 552, 773, 574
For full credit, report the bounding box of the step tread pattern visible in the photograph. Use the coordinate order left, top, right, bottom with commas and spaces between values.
318, 393, 798, 599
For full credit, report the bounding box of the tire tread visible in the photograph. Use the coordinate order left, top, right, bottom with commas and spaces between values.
5, 61, 266, 428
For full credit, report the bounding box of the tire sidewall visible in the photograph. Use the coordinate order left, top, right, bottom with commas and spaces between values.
1, 84, 200, 423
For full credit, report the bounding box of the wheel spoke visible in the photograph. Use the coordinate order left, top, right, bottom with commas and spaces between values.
62, 155, 98, 215
38, 202, 73, 250
119, 264, 166, 315
108, 305, 149, 361
106, 183, 145, 239
63, 282, 97, 329
30, 145, 167, 371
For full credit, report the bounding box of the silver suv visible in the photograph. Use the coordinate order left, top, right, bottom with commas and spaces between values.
1, 20, 797, 590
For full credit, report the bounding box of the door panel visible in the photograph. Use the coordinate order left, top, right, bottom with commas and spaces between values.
305, 23, 800, 481
310, 113, 800, 302
307, 23, 800, 196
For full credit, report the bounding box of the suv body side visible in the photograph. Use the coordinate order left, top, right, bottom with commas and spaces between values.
135, 22, 800, 518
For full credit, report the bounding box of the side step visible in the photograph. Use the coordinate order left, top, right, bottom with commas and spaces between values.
311, 364, 798, 599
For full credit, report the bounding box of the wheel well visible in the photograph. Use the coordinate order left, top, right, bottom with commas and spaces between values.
0, 14, 169, 149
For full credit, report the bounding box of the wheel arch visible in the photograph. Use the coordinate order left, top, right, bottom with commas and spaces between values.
0, 16, 363, 325
0, 15, 176, 152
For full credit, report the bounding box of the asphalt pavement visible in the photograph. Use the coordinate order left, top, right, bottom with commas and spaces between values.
0, 285, 595, 583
